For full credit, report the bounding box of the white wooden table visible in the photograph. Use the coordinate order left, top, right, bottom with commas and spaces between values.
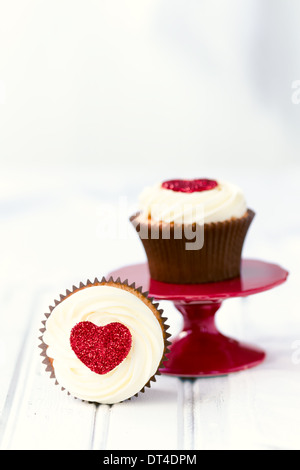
0, 165, 299, 450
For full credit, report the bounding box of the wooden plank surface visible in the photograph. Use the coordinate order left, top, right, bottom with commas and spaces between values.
0, 166, 299, 450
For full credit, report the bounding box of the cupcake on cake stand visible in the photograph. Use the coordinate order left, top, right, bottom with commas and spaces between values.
108, 259, 288, 377
109, 178, 289, 377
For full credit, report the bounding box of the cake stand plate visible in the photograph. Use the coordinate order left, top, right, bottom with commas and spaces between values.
107, 259, 288, 377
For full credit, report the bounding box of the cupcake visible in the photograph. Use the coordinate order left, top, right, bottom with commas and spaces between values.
130, 178, 255, 284
39, 278, 170, 404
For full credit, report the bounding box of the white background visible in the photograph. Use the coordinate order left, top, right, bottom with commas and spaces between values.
0, 0, 300, 450
1, 0, 300, 171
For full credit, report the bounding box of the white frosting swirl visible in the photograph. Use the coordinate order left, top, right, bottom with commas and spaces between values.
138, 180, 247, 224
43, 285, 164, 404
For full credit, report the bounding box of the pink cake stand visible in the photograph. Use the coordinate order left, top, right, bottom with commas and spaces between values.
108, 259, 288, 377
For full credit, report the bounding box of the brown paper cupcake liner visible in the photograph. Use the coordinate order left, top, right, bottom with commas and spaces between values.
38, 277, 171, 403
130, 209, 255, 284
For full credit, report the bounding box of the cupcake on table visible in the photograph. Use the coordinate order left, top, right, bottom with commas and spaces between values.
40, 278, 170, 404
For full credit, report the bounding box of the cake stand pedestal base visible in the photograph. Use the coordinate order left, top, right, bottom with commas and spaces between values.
163, 301, 265, 377
107, 259, 288, 377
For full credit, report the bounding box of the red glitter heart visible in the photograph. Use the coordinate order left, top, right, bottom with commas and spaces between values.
162, 179, 218, 193
70, 321, 132, 375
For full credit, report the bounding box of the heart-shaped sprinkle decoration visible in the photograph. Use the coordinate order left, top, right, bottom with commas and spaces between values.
162, 179, 218, 193
70, 321, 132, 375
